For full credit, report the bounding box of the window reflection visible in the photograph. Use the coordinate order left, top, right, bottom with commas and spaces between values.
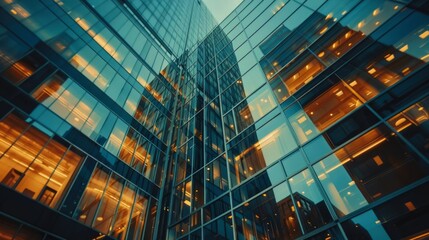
286, 78, 363, 144
388, 97, 429, 158
233, 85, 277, 133
229, 115, 297, 186
343, 180, 429, 240
312, 26, 365, 65
288, 169, 332, 232
314, 125, 429, 217
73, 165, 150, 238
339, 1, 403, 37
206, 156, 229, 202
0, 112, 83, 208
337, 16, 427, 102
1, 51, 46, 84
172, 180, 192, 223
234, 182, 302, 239
304, 81, 362, 131
127, 191, 149, 240
93, 174, 124, 233
204, 213, 234, 240
270, 52, 325, 102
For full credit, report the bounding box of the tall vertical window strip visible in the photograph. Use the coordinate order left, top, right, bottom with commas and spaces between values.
73, 164, 152, 239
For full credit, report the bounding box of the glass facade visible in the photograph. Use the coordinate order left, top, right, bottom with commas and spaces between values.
0, 0, 429, 239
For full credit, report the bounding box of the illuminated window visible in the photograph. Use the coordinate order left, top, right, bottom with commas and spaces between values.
1, 51, 46, 84
387, 97, 429, 157
0, 113, 83, 208
314, 125, 429, 216
234, 85, 276, 132
304, 81, 362, 131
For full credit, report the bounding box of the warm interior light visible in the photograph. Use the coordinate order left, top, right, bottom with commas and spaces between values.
352, 138, 387, 158
399, 44, 408, 52
419, 30, 429, 39
385, 54, 395, 62
405, 201, 416, 211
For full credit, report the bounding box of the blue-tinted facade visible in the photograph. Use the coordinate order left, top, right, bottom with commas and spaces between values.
1, 0, 429, 239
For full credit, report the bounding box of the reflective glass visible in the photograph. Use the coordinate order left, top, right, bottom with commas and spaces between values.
289, 169, 332, 232
387, 96, 429, 158
342, 182, 429, 239
233, 85, 277, 133
234, 181, 303, 239
229, 114, 297, 186
314, 125, 429, 216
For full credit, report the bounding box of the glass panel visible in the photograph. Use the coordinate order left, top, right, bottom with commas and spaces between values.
305, 81, 361, 131
172, 180, 192, 223
289, 169, 332, 232
74, 166, 110, 226
49, 82, 85, 119
282, 150, 307, 176
233, 85, 277, 133
234, 182, 303, 239
387, 96, 429, 158
93, 174, 124, 233
127, 190, 149, 240
337, 13, 428, 102
206, 156, 229, 202
0, 213, 20, 238
0, 27, 30, 71
229, 115, 297, 186
286, 77, 363, 144
110, 183, 136, 239
311, 24, 366, 65
232, 163, 286, 206
203, 194, 230, 223
192, 170, 204, 210
40, 146, 82, 208
32, 71, 72, 108
343, 182, 429, 239
339, 1, 404, 37
66, 93, 97, 130
203, 213, 234, 240
1, 51, 46, 84
314, 125, 429, 217
269, 51, 325, 103
0, 113, 29, 156
132, 136, 150, 174
81, 103, 109, 140
105, 119, 128, 156
119, 128, 139, 165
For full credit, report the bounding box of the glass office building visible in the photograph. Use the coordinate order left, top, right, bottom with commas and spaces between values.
0, 0, 429, 239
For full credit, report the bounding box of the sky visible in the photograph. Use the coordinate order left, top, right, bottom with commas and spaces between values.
202, 0, 243, 23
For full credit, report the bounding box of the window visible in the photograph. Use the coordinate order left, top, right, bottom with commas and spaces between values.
314, 125, 429, 216
1, 51, 46, 84
0, 112, 83, 208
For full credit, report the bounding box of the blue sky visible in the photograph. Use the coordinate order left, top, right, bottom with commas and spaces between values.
202, 0, 243, 23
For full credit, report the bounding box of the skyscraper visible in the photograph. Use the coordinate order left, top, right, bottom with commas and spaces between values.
0, 0, 429, 239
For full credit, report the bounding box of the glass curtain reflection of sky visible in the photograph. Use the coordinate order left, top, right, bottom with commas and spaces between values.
202, 0, 243, 23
